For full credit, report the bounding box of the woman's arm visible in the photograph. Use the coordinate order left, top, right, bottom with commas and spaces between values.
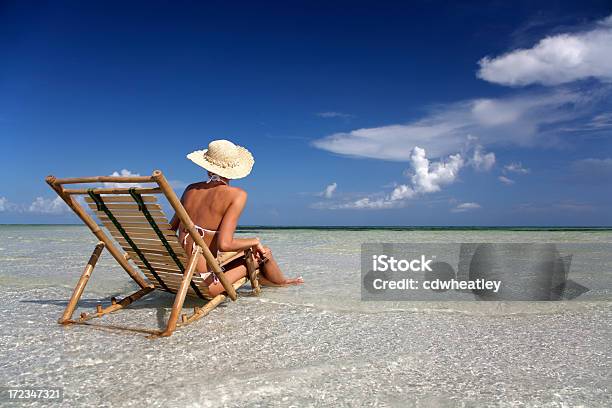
216, 190, 262, 253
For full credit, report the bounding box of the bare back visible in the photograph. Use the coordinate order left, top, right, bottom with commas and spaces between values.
175, 181, 246, 263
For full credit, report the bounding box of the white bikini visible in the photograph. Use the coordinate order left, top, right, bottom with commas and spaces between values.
181, 174, 227, 283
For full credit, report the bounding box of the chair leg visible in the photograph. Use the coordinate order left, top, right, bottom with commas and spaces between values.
178, 277, 248, 327
158, 246, 202, 337
58, 242, 105, 324
245, 248, 261, 295
74, 286, 154, 323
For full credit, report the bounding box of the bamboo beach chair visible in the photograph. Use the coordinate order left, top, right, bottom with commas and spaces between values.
46, 170, 261, 338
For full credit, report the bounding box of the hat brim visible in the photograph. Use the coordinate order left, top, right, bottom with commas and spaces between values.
186, 146, 254, 179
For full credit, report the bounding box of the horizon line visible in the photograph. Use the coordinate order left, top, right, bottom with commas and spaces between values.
1, 224, 611, 231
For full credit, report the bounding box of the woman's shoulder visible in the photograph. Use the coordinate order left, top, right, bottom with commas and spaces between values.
226, 185, 247, 199
182, 183, 246, 199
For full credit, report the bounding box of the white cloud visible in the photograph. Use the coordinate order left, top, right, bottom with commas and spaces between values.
498, 176, 515, 185
104, 169, 184, 190
0, 197, 10, 212
572, 157, 612, 169
469, 145, 496, 171
312, 192, 405, 210
587, 112, 612, 129
312, 89, 590, 160
451, 202, 481, 213
409, 147, 464, 193
316, 111, 354, 119
28, 196, 69, 214
0, 194, 83, 215
389, 184, 416, 201
478, 14, 612, 86
313, 147, 462, 209
503, 162, 530, 174
0, 196, 23, 212
104, 169, 144, 188
327, 196, 404, 210
322, 182, 337, 199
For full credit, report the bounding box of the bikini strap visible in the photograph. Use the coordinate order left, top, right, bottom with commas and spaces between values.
182, 225, 221, 284
207, 174, 227, 184
182, 225, 209, 246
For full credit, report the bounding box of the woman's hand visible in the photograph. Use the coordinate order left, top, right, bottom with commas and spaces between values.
252, 239, 268, 260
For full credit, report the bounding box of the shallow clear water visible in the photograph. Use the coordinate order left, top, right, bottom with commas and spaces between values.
0, 226, 610, 406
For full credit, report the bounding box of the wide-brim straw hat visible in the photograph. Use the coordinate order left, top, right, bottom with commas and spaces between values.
187, 139, 254, 179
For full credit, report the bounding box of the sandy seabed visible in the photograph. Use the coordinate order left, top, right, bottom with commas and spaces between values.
0, 226, 610, 407
1, 286, 610, 407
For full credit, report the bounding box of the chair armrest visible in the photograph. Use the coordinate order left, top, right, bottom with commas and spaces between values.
217, 249, 268, 268
218, 251, 244, 266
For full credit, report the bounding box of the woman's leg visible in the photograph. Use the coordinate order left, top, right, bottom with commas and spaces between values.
258, 246, 304, 285
205, 263, 247, 298
192, 246, 303, 297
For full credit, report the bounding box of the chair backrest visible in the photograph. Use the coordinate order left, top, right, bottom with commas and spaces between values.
84, 192, 210, 298
45, 170, 237, 300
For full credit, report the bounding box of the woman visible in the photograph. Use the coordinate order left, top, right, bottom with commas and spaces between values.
170, 139, 303, 297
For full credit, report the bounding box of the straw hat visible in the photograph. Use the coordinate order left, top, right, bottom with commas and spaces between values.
186, 139, 254, 179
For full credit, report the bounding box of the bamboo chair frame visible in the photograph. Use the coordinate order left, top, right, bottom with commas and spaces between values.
46, 170, 261, 338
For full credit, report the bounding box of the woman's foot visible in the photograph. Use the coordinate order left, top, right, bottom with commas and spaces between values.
259, 276, 304, 286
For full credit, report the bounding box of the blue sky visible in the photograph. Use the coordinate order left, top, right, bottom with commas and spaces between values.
1, 1, 611, 226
